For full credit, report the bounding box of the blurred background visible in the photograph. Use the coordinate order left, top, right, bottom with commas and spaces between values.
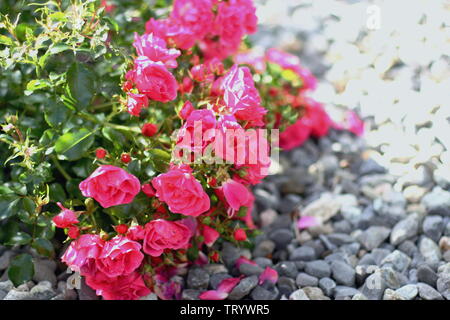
251, 0, 450, 190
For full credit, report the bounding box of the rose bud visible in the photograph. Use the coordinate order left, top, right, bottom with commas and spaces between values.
233, 228, 247, 241
121, 153, 132, 164
96, 148, 107, 159
115, 224, 128, 234
141, 123, 158, 137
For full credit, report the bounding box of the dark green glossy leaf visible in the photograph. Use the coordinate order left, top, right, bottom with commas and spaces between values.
5, 232, 32, 245
67, 63, 96, 110
32, 238, 54, 258
8, 254, 35, 287
55, 128, 95, 161
0, 194, 21, 221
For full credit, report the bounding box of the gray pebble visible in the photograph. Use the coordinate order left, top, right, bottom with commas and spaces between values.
187, 268, 210, 290
357, 226, 391, 251
276, 276, 297, 296
395, 284, 418, 300
182, 289, 200, 300
417, 264, 438, 287
360, 271, 386, 300
29, 281, 56, 300
305, 260, 331, 278
417, 282, 444, 300
228, 276, 258, 300
289, 288, 309, 300
296, 273, 319, 287
252, 240, 276, 258
436, 277, 450, 300
423, 215, 445, 242
275, 261, 297, 278
319, 277, 336, 296
269, 229, 294, 250
419, 237, 442, 265
289, 246, 317, 261
250, 286, 279, 300
331, 260, 355, 286
380, 250, 411, 273
239, 263, 264, 277
390, 214, 420, 245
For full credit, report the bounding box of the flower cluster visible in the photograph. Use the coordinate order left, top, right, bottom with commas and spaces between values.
53, 0, 363, 300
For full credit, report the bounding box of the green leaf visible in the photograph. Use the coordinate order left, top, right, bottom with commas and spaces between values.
0, 35, 13, 46
0, 220, 19, 243
25, 79, 51, 95
55, 128, 95, 161
5, 232, 32, 246
8, 254, 35, 287
148, 149, 171, 172
44, 100, 70, 127
0, 194, 21, 220
67, 63, 96, 110
32, 238, 54, 258
49, 183, 66, 203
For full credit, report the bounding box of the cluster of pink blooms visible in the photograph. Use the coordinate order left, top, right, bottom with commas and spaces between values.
53, 0, 364, 300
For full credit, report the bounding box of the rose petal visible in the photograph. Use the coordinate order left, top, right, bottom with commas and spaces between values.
198, 290, 228, 300
258, 267, 279, 285
297, 216, 318, 230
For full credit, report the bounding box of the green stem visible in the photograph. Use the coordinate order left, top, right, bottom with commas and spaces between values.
51, 155, 71, 180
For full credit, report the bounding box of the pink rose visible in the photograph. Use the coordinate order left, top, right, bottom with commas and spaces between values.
220, 65, 266, 127
133, 33, 180, 69
170, 0, 214, 40
96, 236, 144, 277
126, 92, 148, 116
279, 118, 312, 150
61, 234, 104, 274
86, 271, 150, 300
52, 202, 79, 228
126, 56, 178, 102
143, 219, 192, 256
151, 164, 210, 217
79, 165, 141, 208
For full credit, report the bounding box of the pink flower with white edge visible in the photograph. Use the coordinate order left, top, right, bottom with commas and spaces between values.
201, 225, 219, 247
133, 33, 180, 69
79, 165, 141, 208
126, 56, 178, 103
96, 236, 144, 278
151, 164, 210, 217
126, 92, 148, 116
52, 202, 79, 228
61, 234, 104, 274
143, 219, 192, 256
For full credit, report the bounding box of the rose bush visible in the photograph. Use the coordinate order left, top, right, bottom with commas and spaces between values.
0, 0, 363, 299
